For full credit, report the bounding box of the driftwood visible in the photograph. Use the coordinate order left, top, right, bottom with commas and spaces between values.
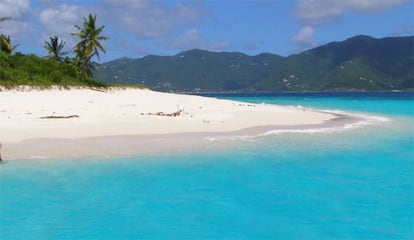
144, 109, 183, 117
233, 103, 256, 107
40, 115, 79, 119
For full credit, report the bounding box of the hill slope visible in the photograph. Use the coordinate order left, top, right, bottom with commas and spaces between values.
95, 35, 414, 92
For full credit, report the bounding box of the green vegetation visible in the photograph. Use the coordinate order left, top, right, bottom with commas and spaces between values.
108, 83, 147, 89
0, 53, 104, 88
0, 14, 108, 88
96, 35, 414, 92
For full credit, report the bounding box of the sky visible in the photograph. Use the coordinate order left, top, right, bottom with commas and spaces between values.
0, 0, 413, 62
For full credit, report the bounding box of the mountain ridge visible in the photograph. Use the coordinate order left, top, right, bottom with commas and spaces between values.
95, 35, 414, 92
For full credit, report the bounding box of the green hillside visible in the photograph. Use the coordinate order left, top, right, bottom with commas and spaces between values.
258, 35, 414, 91
95, 35, 414, 92
96, 49, 284, 91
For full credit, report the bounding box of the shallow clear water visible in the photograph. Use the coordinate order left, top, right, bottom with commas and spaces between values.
1, 93, 413, 239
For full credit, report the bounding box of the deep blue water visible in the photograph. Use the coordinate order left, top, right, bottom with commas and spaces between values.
1, 92, 413, 239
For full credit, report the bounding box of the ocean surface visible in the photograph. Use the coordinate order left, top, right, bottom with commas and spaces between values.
1, 92, 413, 239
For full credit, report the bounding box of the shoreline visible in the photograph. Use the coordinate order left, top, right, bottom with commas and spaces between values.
0, 87, 369, 161
2, 112, 363, 161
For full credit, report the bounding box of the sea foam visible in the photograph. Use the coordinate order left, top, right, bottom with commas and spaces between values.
262, 109, 390, 136
205, 109, 391, 142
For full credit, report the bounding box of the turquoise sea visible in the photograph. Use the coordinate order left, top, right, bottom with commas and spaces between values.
1, 92, 413, 239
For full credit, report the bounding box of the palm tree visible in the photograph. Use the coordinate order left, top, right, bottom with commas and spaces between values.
0, 17, 17, 56
74, 44, 95, 77
72, 14, 108, 78
0, 34, 18, 54
0, 16, 11, 28
44, 36, 68, 62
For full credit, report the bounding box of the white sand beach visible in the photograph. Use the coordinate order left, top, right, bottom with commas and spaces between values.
0, 87, 348, 160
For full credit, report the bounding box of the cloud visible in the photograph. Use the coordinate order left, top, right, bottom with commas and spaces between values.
0, 0, 31, 38
290, 26, 317, 47
169, 29, 229, 51
0, 0, 30, 18
38, 4, 88, 48
102, 0, 208, 38
294, 0, 408, 24
291, 0, 407, 49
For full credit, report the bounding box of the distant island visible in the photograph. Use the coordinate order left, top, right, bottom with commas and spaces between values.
95, 35, 414, 92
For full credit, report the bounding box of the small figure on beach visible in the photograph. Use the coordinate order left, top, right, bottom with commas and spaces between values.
0, 142, 2, 162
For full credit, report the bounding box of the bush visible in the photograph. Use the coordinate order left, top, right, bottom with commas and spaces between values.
0, 53, 106, 87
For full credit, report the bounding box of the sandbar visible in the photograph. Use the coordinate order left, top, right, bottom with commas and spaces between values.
0, 87, 358, 161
